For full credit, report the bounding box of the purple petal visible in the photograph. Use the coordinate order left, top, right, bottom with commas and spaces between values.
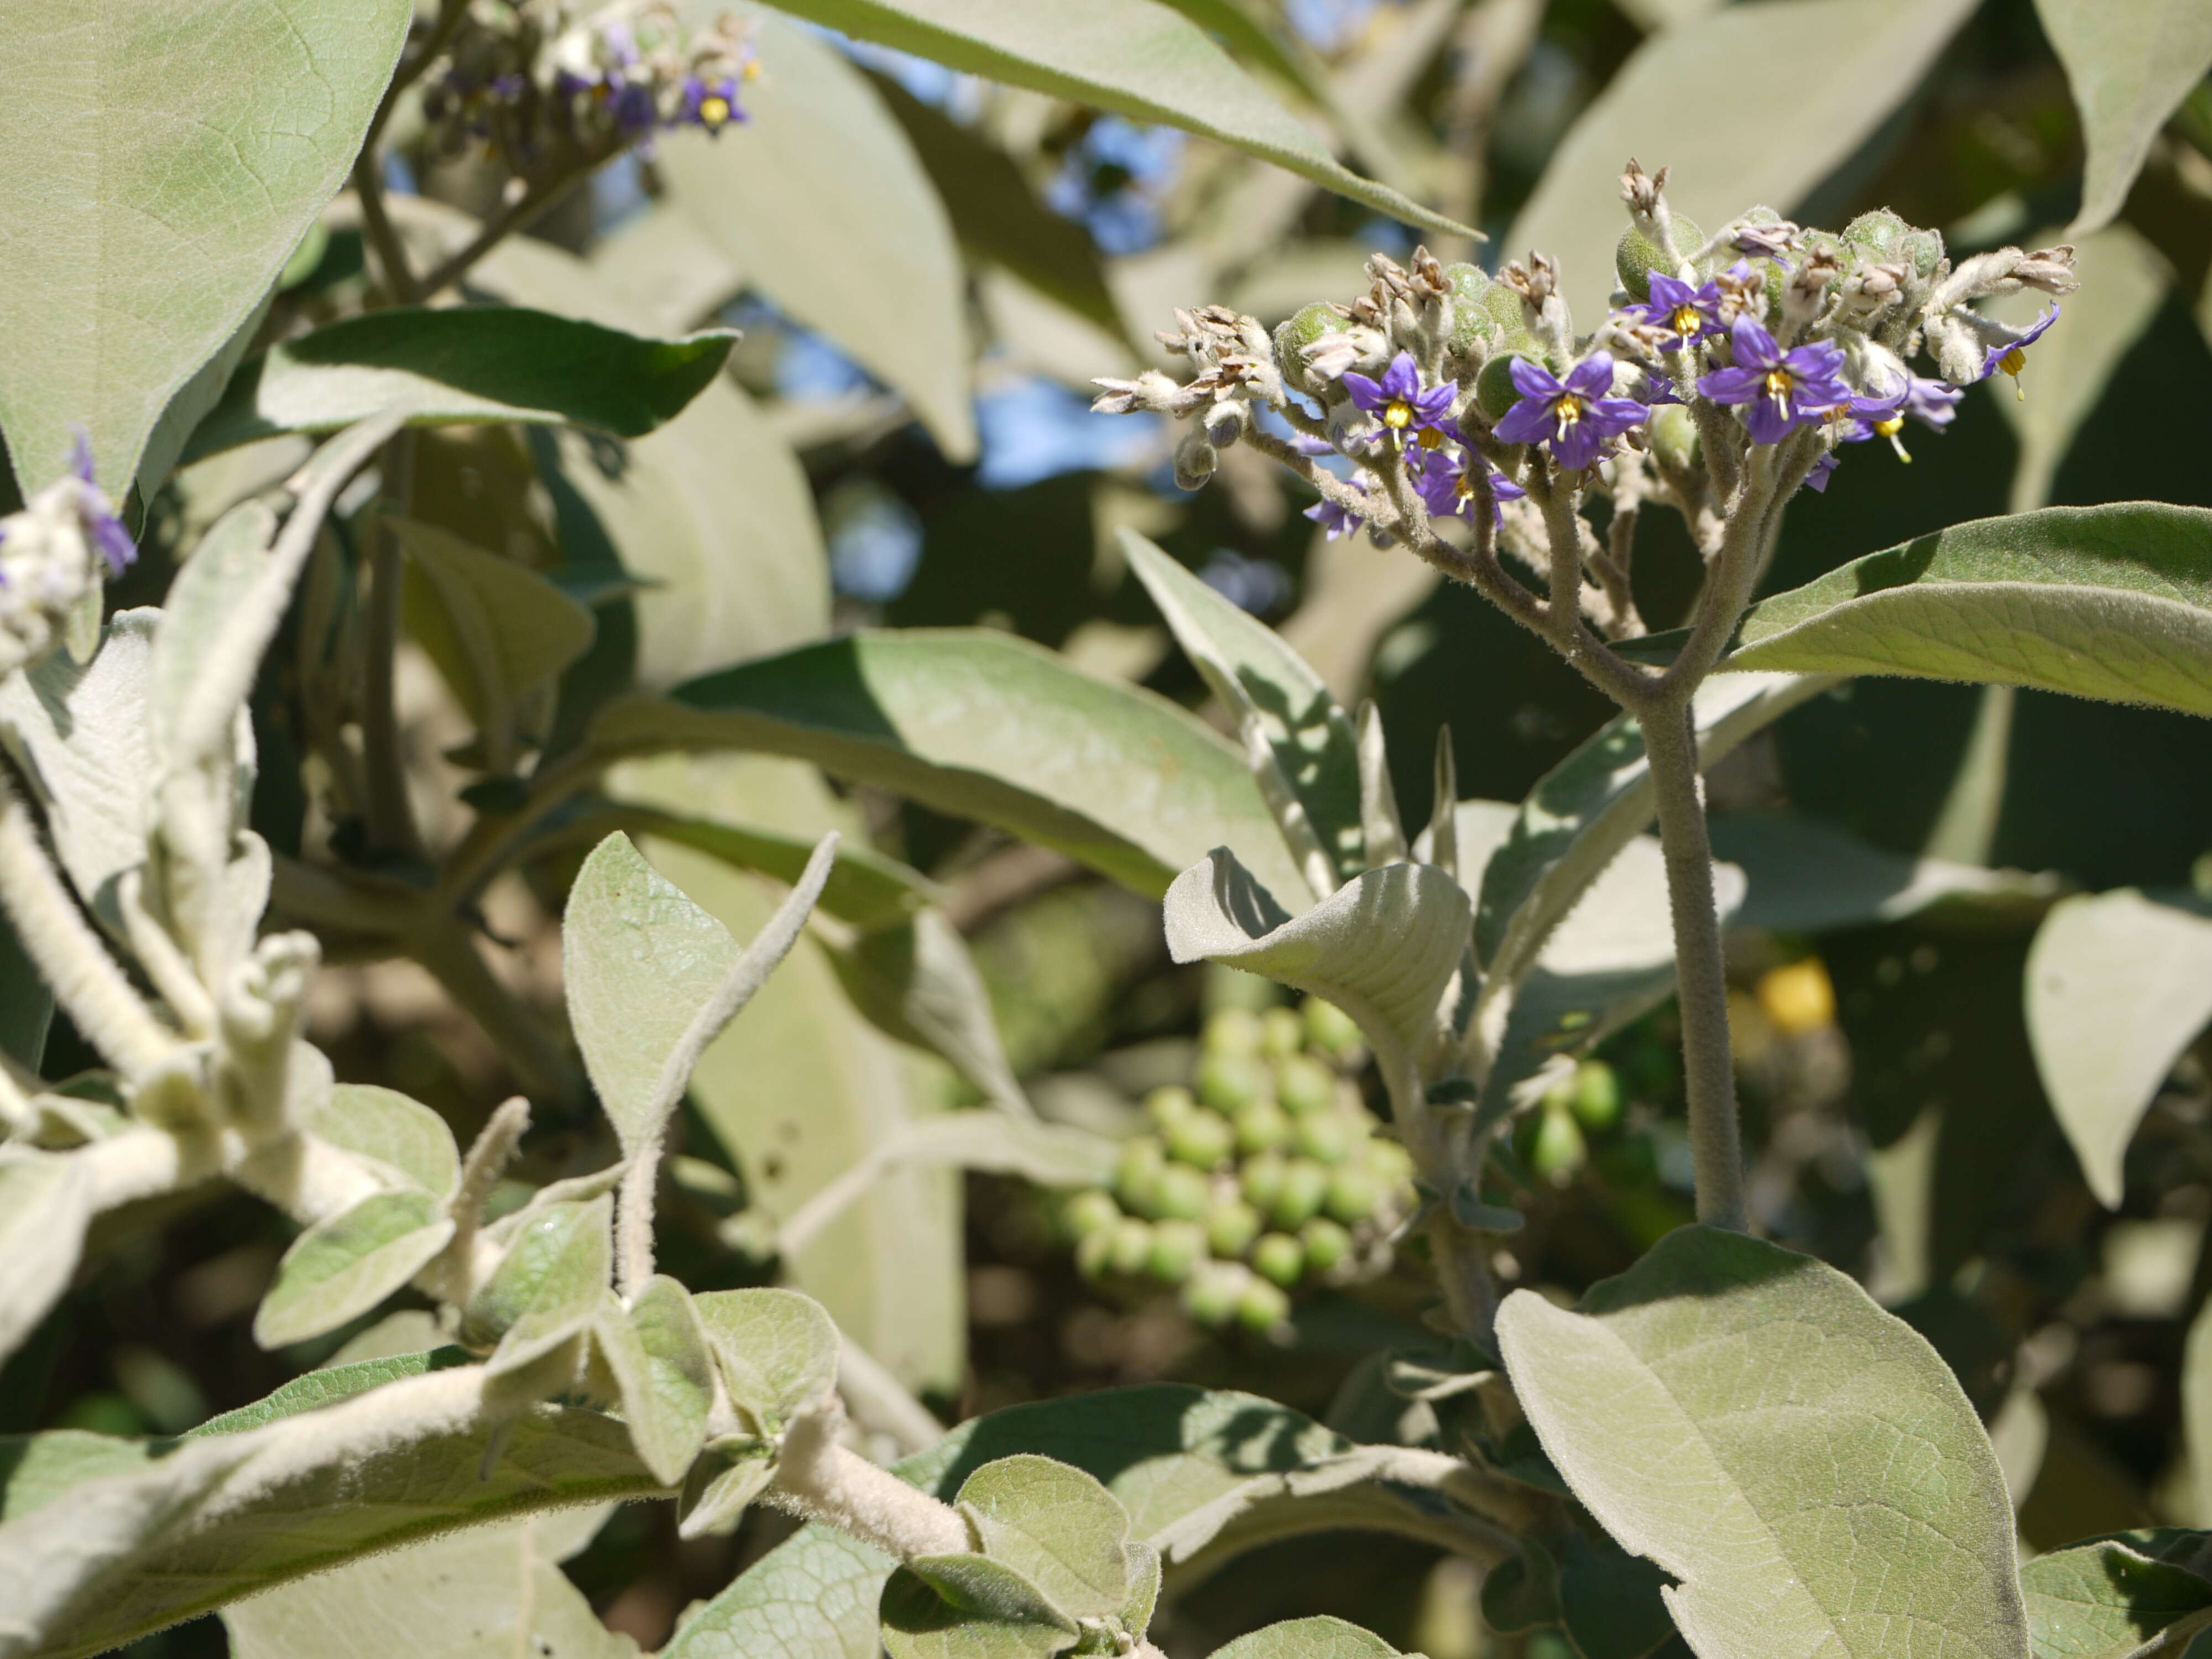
1490, 471, 1527, 503
1493, 400, 1555, 447
1646, 273, 1693, 309
1697, 366, 1762, 405
67, 426, 95, 484
88, 510, 137, 576
1588, 397, 1650, 436
1905, 377, 1963, 429
1566, 353, 1616, 399
1412, 382, 1458, 421
1551, 424, 1603, 472
1340, 371, 1387, 414
1507, 357, 1563, 400
1378, 352, 1421, 402
2017, 306, 2060, 348
1806, 453, 1838, 493
1727, 316, 1780, 371
1781, 340, 1845, 379
1744, 397, 1795, 447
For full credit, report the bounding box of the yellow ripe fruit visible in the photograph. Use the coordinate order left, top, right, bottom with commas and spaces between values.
1758, 958, 1836, 1036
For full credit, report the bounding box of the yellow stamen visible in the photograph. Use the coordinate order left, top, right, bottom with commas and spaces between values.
700, 95, 731, 127
743, 59, 762, 81
1672, 305, 1699, 337
1875, 414, 1911, 463
1555, 394, 1584, 427
1999, 346, 2028, 401
1384, 400, 1413, 430
1416, 426, 1446, 450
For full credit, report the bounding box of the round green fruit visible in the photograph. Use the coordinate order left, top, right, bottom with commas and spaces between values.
1614, 214, 1702, 301
1115, 1137, 1167, 1215
1233, 1098, 1291, 1156
1446, 263, 1497, 356
1168, 1108, 1237, 1171
1324, 1164, 1381, 1225
1300, 1217, 1353, 1275
1302, 995, 1363, 1058
1108, 1216, 1156, 1277
1149, 1219, 1207, 1284
1154, 1161, 1212, 1222
1276, 1055, 1337, 1118
1260, 1005, 1305, 1062
1572, 1060, 1623, 1131
1076, 1228, 1116, 1282
1240, 1150, 1288, 1213
1529, 1105, 1588, 1185
1477, 349, 1541, 423
1183, 1262, 1247, 1327
1203, 1006, 1265, 1058
1293, 1111, 1352, 1166
1252, 1232, 1306, 1288
1145, 1084, 1197, 1134
1197, 1051, 1267, 1116
1269, 1157, 1331, 1230
1205, 1196, 1263, 1259
1062, 1188, 1123, 1240
1237, 1277, 1293, 1334
1840, 207, 1907, 259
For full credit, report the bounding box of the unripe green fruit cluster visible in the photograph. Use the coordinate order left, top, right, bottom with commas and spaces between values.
1058, 997, 1416, 1333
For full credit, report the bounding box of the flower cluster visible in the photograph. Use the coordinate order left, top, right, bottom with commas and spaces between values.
0, 434, 136, 679
1093, 163, 2077, 565
421, 2, 757, 170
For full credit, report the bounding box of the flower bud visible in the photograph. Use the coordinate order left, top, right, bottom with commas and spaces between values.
1173, 430, 1218, 491
1204, 399, 1248, 449
1647, 404, 1698, 472
1252, 1232, 1305, 1288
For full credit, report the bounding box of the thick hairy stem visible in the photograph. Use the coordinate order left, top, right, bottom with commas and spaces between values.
1525, 473, 1652, 707
1384, 1051, 1499, 1348
769, 1398, 971, 1559
1639, 698, 1747, 1231
1656, 434, 1818, 701
0, 771, 174, 1076
614, 1150, 658, 1302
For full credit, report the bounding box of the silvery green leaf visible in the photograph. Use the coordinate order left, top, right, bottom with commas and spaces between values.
2026, 888, 2212, 1209
147, 501, 276, 771
0, 613, 159, 927
587, 204, 746, 335
591, 1276, 714, 1486
1709, 813, 2061, 935
880, 1555, 1081, 1659
678, 1439, 779, 1540
1496, 1227, 2027, 1659
0, 1352, 661, 1659
664, 1522, 894, 1658
2018, 1532, 2212, 1659
754, 0, 1474, 240
181, 307, 738, 462
463, 1195, 613, 1375
1205, 1616, 1400, 1659
1121, 1541, 1160, 1641
223, 1509, 637, 1659
326, 1309, 445, 1369
0, 1152, 91, 1367
955, 1456, 1136, 1621
1475, 674, 1830, 991
304, 1083, 462, 1200
1987, 226, 2167, 513
0, 0, 408, 492
826, 911, 1031, 1118
658, 9, 975, 462
1506, 0, 1980, 320
692, 1287, 841, 1435
1716, 505, 2212, 718
134, 291, 275, 506
2036, 0, 2212, 235
1162, 850, 1470, 1083
1124, 530, 1363, 891
594, 629, 1307, 903
253, 1189, 456, 1350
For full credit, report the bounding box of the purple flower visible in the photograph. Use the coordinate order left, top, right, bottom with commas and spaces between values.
1415, 447, 1526, 528
1977, 306, 2060, 397
608, 75, 659, 135
1492, 353, 1647, 471
1697, 317, 1850, 445
1624, 270, 1726, 351
1305, 485, 1369, 541
1340, 352, 1456, 441
1805, 452, 1839, 493
67, 429, 135, 576
681, 75, 747, 132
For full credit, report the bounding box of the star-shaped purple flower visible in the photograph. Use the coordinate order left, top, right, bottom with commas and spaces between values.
1492, 353, 1647, 471
1340, 352, 1456, 441
1623, 270, 1727, 351
1414, 447, 1526, 528
1976, 306, 2060, 397
681, 74, 748, 132
1305, 484, 1370, 541
67, 430, 136, 576
1697, 317, 1850, 445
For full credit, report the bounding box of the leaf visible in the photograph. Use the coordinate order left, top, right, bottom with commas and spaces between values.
1717, 504, 2212, 718
755, 0, 1475, 241
691, 1287, 841, 1434
2019, 1533, 2212, 1659
593, 630, 1308, 902
1125, 529, 1364, 891
1474, 674, 1832, 994
826, 911, 1031, 1117
2026, 888, 2212, 1208
181, 306, 738, 462
1206, 1617, 1400, 1659
305, 1083, 463, 1201
869, 72, 1126, 342
955, 1457, 1135, 1621
0, 1152, 91, 1368
1162, 851, 1470, 1087
880, 1554, 1080, 1659
658, 10, 975, 462
393, 515, 597, 737
1709, 813, 2061, 935
135, 289, 276, 505
2036, 0, 2212, 236
1, 1354, 661, 1659
223, 1510, 637, 1659
462, 1195, 613, 1376
679, 1442, 780, 1540
0, 0, 409, 493
591, 1276, 714, 1486
1496, 1227, 2027, 1659
1990, 226, 2168, 513
1505, 0, 1981, 321
147, 502, 276, 767
0, 612, 158, 925
664, 1521, 894, 1659
253, 1190, 456, 1350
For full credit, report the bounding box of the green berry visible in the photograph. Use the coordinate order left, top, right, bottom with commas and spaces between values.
1529, 1105, 1588, 1185
1572, 1060, 1623, 1131
1301, 996, 1362, 1058
1446, 263, 1496, 356
1076, 1228, 1117, 1282
1840, 208, 1907, 258
1365, 1137, 1415, 1188
1648, 403, 1698, 471
1269, 1157, 1329, 1230
1237, 1277, 1292, 1334
1240, 1150, 1288, 1213
1300, 1218, 1353, 1275
1614, 215, 1703, 301
1154, 1162, 1212, 1222
1275, 303, 1347, 393
1183, 1262, 1246, 1327
1293, 1112, 1352, 1166
1146, 1085, 1197, 1134
1259, 1005, 1305, 1062
1897, 227, 1945, 280
1477, 349, 1541, 423
1233, 1098, 1291, 1156
1252, 1232, 1305, 1288
1324, 1164, 1381, 1225
1481, 277, 1528, 336
1108, 1217, 1155, 1277
1205, 1196, 1263, 1259
1197, 1051, 1267, 1115
1276, 1055, 1337, 1117
1062, 1188, 1122, 1240
1115, 1137, 1167, 1215
1149, 1219, 1207, 1284
1203, 1006, 1264, 1058
1167, 1108, 1237, 1171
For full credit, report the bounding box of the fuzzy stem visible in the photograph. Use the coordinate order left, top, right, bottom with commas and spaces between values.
614, 1151, 658, 1303
435, 1096, 531, 1302
1639, 696, 1746, 1231
769, 1397, 971, 1559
